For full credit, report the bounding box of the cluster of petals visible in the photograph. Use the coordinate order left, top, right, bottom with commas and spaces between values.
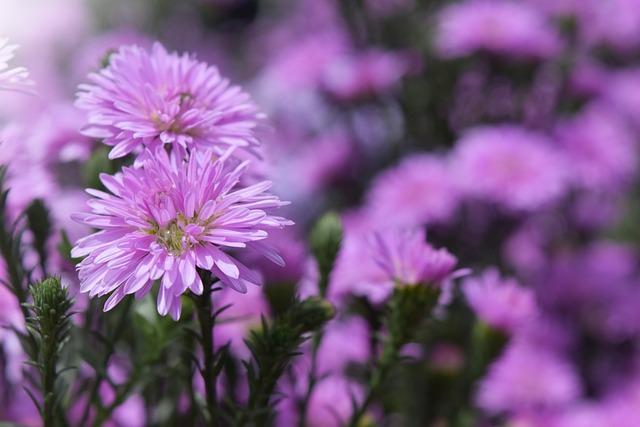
362, 154, 460, 228
0, 38, 35, 93
321, 48, 415, 100
75, 42, 263, 161
327, 226, 463, 307
453, 125, 568, 211
462, 268, 538, 334
555, 102, 638, 192
71, 148, 292, 319
435, 0, 562, 60
476, 338, 581, 413
369, 228, 460, 287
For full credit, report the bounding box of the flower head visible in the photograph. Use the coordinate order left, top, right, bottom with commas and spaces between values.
556, 102, 638, 191
362, 154, 460, 228
327, 226, 463, 307
76, 42, 263, 161
370, 228, 459, 287
476, 339, 581, 413
435, 0, 562, 60
453, 125, 568, 211
0, 38, 35, 93
71, 149, 292, 319
463, 268, 538, 334
320, 48, 415, 100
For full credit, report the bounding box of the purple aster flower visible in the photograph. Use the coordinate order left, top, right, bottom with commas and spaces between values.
453, 125, 569, 211
369, 228, 460, 287
601, 69, 640, 126
320, 48, 416, 100
0, 38, 35, 93
435, 0, 562, 60
362, 154, 460, 228
463, 268, 538, 334
328, 226, 464, 307
555, 102, 637, 191
75, 42, 263, 161
476, 339, 581, 414
71, 148, 292, 320
581, 0, 640, 54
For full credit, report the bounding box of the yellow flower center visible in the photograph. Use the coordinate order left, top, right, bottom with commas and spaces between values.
156, 221, 185, 255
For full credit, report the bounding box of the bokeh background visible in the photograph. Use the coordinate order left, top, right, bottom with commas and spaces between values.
4, 0, 640, 426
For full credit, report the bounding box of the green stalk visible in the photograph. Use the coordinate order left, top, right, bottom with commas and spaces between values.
195, 269, 219, 427
348, 285, 440, 427
24, 276, 74, 427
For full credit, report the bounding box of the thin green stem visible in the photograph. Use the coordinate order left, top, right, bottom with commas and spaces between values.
347, 335, 399, 427
195, 269, 219, 427
42, 333, 57, 427
297, 332, 322, 427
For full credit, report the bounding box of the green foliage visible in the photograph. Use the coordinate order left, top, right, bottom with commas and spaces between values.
234, 297, 336, 427
25, 199, 53, 275
81, 146, 118, 191
349, 285, 441, 427
0, 166, 31, 310
23, 276, 75, 427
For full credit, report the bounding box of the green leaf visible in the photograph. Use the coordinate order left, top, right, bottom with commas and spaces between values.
81, 145, 117, 190
25, 199, 52, 274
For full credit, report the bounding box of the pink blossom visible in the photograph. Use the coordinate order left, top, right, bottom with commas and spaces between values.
321, 49, 416, 100
71, 148, 292, 319
453, 125, 569, 211
463, 268, 538, 334
435, 0, 562, 60
362, 154, 460, 228
328, 226, 460, 306
581, 0, 640, 54
556, 102, 638, 191
76, 42, 263, 161
477, 339, 581, 413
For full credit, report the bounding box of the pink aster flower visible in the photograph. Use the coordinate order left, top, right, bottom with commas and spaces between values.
556, 102, 638, 191
463, 268, 538, 334
370, 228, 460, 287
0, 38, 35, 93
362, 154, 460, 229
476, 339, 581, 414
435, 0, 562, 60
320, 48, 416, 100
75, 42, 263, 161
328, 226, 464, 306
453, 125, 569, 211
71, 148, 292, 320
582, 0, 640, 54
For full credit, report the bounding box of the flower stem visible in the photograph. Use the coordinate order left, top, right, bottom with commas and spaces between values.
195, 269, 219, 427
349, 286, 440, 427
24, 276, 74, 427
348, 333, 399, 427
